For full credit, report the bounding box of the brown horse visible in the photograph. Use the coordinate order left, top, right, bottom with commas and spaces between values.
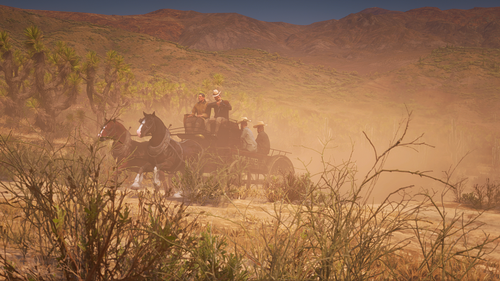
98, 119, 163, 189
136, 111, 203, 173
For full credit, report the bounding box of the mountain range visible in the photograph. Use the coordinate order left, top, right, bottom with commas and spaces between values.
3, 5, 499, 73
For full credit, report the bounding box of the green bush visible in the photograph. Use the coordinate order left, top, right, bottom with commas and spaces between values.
186, 225, 248, 280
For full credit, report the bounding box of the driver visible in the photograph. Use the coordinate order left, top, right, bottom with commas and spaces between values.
205, 89, 232, 135
185, 92, 208, 133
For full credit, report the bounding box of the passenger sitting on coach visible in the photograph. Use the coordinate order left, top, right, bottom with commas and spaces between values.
205, 89, 232, 135
254, 121, 270, 155
238, 117, 257, 152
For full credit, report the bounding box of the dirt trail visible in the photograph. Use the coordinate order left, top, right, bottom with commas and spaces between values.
154, 194, 500, 262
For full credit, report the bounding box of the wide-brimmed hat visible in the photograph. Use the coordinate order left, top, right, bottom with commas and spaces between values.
212, 89, 221, 97
253, 121, 267, 128
237, 117, 251, 124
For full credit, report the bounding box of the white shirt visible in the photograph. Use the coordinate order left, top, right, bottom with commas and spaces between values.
240, 127, 257, 152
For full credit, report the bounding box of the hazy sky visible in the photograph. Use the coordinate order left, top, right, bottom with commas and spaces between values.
2, 0, 499, 25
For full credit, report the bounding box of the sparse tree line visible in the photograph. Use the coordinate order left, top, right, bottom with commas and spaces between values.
0, 25, 319, 155
0, 26, 228, 136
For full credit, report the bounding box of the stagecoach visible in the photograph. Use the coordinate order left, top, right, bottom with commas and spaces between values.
170, 115, 295, 188
100, 112, 295, 191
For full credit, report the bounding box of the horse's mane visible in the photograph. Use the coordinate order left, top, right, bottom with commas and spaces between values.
101, 118, 133, 157
147, 114, 175, 157
104, 117, 123, 125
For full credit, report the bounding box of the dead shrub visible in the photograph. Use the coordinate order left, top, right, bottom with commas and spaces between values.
264, 173, 312, 203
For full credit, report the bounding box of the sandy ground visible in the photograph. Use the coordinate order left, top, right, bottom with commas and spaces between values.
131, 189, 500, 263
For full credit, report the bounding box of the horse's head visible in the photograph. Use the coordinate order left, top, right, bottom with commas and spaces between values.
98, 119, 126, 141
137, 111, 157, 138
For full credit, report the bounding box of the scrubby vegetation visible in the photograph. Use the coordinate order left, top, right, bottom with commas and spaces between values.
1, 113, 499, 280
2, 22, 500, 281
455, 178, 500, 210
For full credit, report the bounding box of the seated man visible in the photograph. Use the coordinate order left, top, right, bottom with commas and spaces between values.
185, 92, 208, 133
238, 117, 257, 152
205, 89, 232, 135
254, 121, 270, 155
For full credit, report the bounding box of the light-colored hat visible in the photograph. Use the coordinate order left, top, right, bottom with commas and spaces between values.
237, 117, 251, 124
253, 121, 267, 128
213, 89, 221, 97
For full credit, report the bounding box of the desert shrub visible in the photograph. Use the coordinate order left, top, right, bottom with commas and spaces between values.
461, 178, 500, 209
451, 177, 468, 203
461, 192, 483, 208
264, 173, 312, 203
230, 111, 500, 280
172, 152, 250, 205
0, 133, 204, 280
185, 224, 249, 280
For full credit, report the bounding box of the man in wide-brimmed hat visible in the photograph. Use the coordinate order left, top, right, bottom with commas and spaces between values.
238, 117, 257, 152
205, 89, 232, 135
254, 121, 270, 155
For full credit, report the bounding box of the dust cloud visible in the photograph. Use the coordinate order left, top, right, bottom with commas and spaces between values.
111, 91, 495, 205
265, 104, 494, 204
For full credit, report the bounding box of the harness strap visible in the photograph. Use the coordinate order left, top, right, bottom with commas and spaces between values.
147, 128, 170, 157
147, 129, 186, 171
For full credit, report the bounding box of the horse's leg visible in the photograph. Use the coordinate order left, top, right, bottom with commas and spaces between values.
130, 167, 144, 190
162, 172, 175, 197
171, 172, 183, 198
153, 166, 163, 191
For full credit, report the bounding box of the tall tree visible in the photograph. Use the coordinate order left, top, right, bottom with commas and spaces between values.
134, 81, 154, 112
83, 50, 133, 126
0, 30, 32, 124
24, 26, 81, 133
154, 79, 177, 113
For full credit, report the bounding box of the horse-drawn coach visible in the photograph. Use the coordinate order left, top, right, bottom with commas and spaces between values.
174, 114, 295, 188
99, 112, 295, 191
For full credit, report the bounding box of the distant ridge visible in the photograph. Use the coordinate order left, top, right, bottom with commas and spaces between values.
2, 4, 500, 73
359, 7, 403, 15
17, 5, 500, 53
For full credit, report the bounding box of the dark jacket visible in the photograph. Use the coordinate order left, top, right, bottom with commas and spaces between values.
206, 100, 232, 120
256, 131, 270, 155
